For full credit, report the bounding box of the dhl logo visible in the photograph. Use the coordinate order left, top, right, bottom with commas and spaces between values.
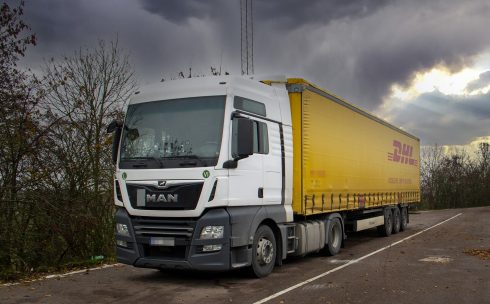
388, 140, 418, 166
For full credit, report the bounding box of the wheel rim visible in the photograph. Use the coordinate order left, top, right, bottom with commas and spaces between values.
256, 237, 274, 265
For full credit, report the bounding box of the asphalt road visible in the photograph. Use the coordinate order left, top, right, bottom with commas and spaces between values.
1, 207, 489, 304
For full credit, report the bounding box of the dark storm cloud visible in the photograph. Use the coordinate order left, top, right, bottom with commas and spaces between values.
255, 0, 392, 29
466, 70, 490, 92
16, 0, 136, 68
139, 0, 226, 24
139, 0, 391, 28
9, 0, 490, 144
387, 91, 490, 145
296, 0, 490, 110
137, 0, 490, 111
17, 0, 240, 81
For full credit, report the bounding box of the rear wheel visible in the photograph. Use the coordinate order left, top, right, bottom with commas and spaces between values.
400, 207, 408, 231
392, 208, 401, 234
326, 218, 342, 256
251, 225, 276, 278
377, 208, 393, 237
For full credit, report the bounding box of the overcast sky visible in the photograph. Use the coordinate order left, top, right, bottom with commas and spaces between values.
11, 0, 490, 146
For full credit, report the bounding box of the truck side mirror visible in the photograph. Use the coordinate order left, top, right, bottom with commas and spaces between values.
224, 116, 254, 169
106, 120, 121, 134
107, 120, 122, 164
235, 117, 254, 159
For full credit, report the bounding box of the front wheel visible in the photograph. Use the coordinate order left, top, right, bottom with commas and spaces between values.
251, 225, 276, 278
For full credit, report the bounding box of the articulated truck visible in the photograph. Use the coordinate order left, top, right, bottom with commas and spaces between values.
108, 76, 420, 277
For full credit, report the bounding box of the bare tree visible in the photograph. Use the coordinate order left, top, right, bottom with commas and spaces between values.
420, 145, 444, 209
421, 143, 490, 209
40, 39, 136, 264
0, 0, 41, 277
44, 39, 135, 189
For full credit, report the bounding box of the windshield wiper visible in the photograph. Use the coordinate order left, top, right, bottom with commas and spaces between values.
123, 157, 164, 168
166, 155, 208, 167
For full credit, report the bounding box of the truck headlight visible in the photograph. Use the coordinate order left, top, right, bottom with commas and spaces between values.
200, 226, 224, 239
116, 223, 130, 236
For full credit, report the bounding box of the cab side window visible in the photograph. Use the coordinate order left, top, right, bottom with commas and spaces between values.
232, 119, 269, 157
253, 121, 269, 154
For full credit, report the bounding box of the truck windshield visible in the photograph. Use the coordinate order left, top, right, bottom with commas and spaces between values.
119, 96, 226, 169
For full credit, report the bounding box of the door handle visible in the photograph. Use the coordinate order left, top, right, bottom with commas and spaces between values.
258, 187, 263, 198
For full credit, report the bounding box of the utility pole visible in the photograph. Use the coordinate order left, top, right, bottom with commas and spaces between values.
240, 0, 254, 75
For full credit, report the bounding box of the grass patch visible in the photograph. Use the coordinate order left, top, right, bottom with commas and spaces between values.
0, 256, 117, 284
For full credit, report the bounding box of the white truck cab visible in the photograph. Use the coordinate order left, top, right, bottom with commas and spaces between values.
111, 76, 294, 277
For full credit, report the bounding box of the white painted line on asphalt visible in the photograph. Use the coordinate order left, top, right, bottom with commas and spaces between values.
1, 263, 121, 287
328, 259, 352, 264
253, 212, 463, 304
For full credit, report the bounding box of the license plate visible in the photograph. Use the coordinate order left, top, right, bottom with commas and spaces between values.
150, 237, 175, 246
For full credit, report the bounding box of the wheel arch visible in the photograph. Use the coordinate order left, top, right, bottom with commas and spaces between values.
257, 218, 283, 266
325, 212, 346, 247
226, 205, 287, 267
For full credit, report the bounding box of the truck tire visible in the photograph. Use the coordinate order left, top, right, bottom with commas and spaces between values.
377, 208, 393, 237
400, 207, 408, 231
326, 218, 342, 256
251, 225, 276, 278
392, 207, 401, 234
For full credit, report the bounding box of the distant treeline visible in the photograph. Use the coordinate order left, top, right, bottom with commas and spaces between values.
420, 143, 490, 210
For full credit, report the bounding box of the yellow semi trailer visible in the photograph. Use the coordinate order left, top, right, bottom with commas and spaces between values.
110, 76, 420, 277
284, 78, 420, 216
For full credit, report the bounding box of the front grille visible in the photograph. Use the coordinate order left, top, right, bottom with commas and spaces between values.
127, 182, 203, 210
131, 217, 196, 259
132, 217, 196, 238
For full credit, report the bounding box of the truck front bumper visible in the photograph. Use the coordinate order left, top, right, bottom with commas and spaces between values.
115, 207, 231, 271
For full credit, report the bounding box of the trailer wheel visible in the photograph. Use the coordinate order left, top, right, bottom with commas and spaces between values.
326, 218, 342, 256
392, 208, 401, 234
400, 207, 408, 231
377, 208, 393, 237
250, 225, 276, 278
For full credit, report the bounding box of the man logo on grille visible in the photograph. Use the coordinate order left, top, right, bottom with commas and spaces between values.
146, 194, 178, 203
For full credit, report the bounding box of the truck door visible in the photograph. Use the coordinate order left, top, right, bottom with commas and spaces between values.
228, 116, 267, 206
262, 121, 282, 205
